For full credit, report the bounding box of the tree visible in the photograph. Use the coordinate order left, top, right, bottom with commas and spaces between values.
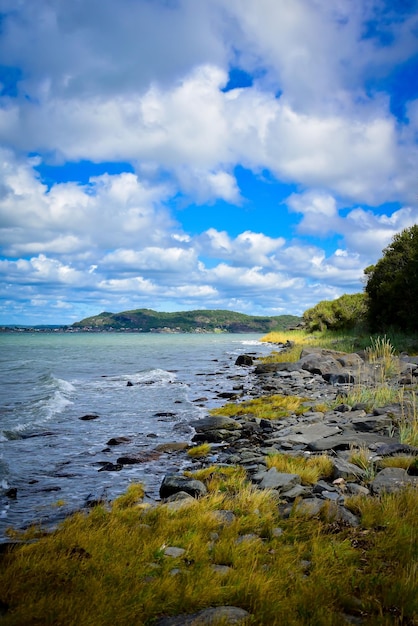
364, 225, 418, 332
303, 293, 368, 332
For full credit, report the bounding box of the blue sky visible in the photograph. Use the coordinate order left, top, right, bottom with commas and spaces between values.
1, 0, 418, 325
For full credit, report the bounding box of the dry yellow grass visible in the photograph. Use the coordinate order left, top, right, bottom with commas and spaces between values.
210, 394, 305, 420
266, 453, 334, 485
0, 469, 417, 625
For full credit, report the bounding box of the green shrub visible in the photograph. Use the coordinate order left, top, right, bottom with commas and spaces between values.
303, 293, 368, 332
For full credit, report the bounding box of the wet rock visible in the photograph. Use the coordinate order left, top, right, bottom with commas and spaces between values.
235, 354, 254, 366
78, 414, 100, 421
97, 462, 123, 472
106, 436, 132, 446
117, 451, 162, 464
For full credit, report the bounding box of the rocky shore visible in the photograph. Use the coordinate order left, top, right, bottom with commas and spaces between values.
158, 344, 418, 524
139, 343, 417, 624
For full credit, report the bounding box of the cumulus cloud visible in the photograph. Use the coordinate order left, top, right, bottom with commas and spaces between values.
0, 150, 176, 258
0, 0, 418, 324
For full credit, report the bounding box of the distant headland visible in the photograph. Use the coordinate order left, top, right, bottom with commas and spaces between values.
1, 309, 301, 334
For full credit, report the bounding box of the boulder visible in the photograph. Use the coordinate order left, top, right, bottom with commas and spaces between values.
160, 475, 207, 499
235, 354, 254, 366
371, 468, 417, 495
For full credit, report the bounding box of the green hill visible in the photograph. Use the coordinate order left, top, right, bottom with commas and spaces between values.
71, 309, 300, 333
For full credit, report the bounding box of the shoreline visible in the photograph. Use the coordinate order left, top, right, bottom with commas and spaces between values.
1, 339, 417, 624
170, 342, 417, 513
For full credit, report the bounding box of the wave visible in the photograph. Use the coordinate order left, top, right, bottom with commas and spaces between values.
92, 368, 178, 388
237, 339, 264, 346
0, 374, 75, 439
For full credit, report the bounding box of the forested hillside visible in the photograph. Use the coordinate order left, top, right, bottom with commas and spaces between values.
71, 309, 300, 333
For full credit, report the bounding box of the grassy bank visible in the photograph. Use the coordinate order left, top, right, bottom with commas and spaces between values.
1, 330, 417, 625
260, 328, 418, 357
1, 468, 417, 625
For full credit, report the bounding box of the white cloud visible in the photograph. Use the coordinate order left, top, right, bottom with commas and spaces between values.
201, 228, 285, 266
1, 0, 418, 324
287, 190, 340, 235
0, 151, 176, 258
102, 247, 197, 274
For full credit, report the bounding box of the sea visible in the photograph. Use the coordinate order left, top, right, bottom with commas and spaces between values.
0, 332, 274, 542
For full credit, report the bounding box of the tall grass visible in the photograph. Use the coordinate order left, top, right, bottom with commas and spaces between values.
266, 453, 334, 485
261, 329, 418, 358
1, 471, 417, 625
210, 394, 305, 420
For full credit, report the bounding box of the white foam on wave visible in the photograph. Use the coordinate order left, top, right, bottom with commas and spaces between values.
238, 340, 264, 346
1, 375, 75, 438
42, 375, 75, 420
129, 368, 177, 385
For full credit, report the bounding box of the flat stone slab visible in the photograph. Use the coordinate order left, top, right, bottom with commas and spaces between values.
283, 423, 342, 445
307, 433, 399, 452
258, 468, 301, 491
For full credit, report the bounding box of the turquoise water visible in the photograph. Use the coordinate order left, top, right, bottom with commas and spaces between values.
0, 332, 271, 539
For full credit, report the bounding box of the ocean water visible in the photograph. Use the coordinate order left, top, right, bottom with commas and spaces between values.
0, 332, 272, 541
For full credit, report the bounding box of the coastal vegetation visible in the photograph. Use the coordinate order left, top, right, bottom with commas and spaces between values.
1, 468, 417, 625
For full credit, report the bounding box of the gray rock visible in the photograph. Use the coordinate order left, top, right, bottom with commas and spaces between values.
284, 423, 342, 445
292, 497, 324, 517
332, 457, 366, 481
281, 484, 310, 500
259, 467, 301, 491
350, 416, 392, 432
165, 491, 194, 503
374, 442, 418, 456
345, 483, 370, 496
212, 510, 236, 525
160, 475, 207, 499
336, 353, 364, 368
307, 433, 398, 452
371, 467, 417, 495
164, 546, 186, 558
299, 352, 343, 376
191, 415, 243, 432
